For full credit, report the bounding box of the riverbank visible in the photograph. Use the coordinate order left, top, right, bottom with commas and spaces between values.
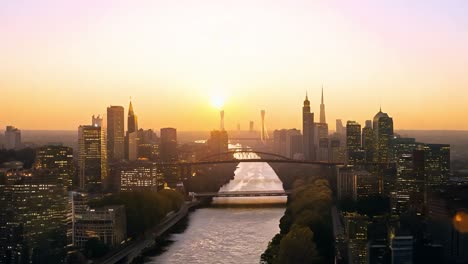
97, 201, 199, 264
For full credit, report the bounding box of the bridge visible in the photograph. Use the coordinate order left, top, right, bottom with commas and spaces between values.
192, 190, 292, 198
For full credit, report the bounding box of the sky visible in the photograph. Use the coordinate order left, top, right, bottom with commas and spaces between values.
1, 0, 468, 131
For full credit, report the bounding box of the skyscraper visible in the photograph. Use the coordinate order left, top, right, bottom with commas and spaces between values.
107, 106, 125, 161
320, 86, 326, 124
34, 144, 75, 188
220, 110, 225, 131
302, 93, 315, 161
0, 171, 68, 263
261, 110, 268, 142
160, 128, 178, 162
126, 101, 139, 161
207, 130, 229, 157
336, 119, 345, 135
78, 115, 107, 192
362, 120, 374, 162
373, 108, 394, 163
346, 121, 364, 164
127, 101, 138, 134
4, 126, 21, 150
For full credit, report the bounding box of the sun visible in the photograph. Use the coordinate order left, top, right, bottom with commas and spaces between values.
211, 93, 226, 110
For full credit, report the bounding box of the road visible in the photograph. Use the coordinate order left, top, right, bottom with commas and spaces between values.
98, 201, 198, 264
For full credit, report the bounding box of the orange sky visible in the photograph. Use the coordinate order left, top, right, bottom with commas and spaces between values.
1, 0, 468, 131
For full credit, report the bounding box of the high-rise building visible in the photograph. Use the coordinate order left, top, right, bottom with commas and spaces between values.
422, 143, 450, 186
286, 129, 302, 159
207, 130, 229, 157
34, 145, 75, 188
390, 235, 413, 264
315, 122, 329, 162
160, 128, 178, 162
0, 171, 68, 263
330, 136, 346, 163
337, 166, 382, 201
337, 165, 355, 200
391, 137, 424, 215
362, 120, 374, 162
220, 110, 225, 131
4, 126, 21, 150
346, 121, 365, 164
137, 129, 159, 161
261, 110, 268, 141
273, 129, 288, 157
107, 106, 125, 161
249, 121, 254, 132
78, 115, 107, 192
302, 93, 315, 161
320, 86, 326, 124
373, 108, 394, 163
336, 119, 345, 135
126, 101, 139, 161
344, 212, 369, 264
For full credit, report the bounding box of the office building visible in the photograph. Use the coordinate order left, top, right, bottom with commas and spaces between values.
4, 126, 21, 150
118, 161, 162, 192
390, 235, 413, 264
346, 121, 364, 164
286, 129, 303, 159
0, 171, 68, 263
78, 115, 107, 192
373, 108, 394, 163
160, 128, 178, 162
34, 145, 75, 188
273, 129, 288, 157
207, 130, 229, 157
362, 120, 374, 162
73, 205, 126, 248
107, 106, 125, 161
344, 213, 369, 264
126, 101, 139, 161
302, 93, 315, 161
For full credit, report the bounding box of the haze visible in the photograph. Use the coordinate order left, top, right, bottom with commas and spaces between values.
1, 0, 468, 131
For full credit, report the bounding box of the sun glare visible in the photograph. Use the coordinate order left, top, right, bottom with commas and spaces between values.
211, 93, 226, 110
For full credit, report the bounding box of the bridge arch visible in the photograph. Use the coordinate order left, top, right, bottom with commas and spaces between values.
198, 149, 292, 162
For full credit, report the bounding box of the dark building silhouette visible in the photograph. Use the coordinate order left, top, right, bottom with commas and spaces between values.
160, 128, 178, 162
346, 121, 364, 164
34, 144, 75, 188
126, 101, 139, 161
0, 170, 68, 263
208, 130, 229, 158
107, 106, 125, 161
302, 93, 315, 161
362, 120, 374, 162
373, 108, 394, 163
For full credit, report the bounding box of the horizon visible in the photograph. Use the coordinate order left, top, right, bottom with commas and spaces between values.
2, 0, 468, 131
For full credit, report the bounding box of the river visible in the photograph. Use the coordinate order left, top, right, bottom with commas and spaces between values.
148, 151, 286, 264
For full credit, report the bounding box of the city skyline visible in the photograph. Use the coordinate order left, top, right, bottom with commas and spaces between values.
1, 0, 468, 131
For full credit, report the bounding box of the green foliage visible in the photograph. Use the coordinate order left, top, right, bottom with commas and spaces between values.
262, 177, 333, 264
90, 190, 184, 236
276, 225, 321, 264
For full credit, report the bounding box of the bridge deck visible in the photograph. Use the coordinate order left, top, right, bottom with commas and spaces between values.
193, 190, 292, 198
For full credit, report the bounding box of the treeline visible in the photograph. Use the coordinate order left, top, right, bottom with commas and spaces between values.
261, 176, 334, 264
90, 189, 184, 236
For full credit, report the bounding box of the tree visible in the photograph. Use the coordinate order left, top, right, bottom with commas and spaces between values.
276, 225, 321, 264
